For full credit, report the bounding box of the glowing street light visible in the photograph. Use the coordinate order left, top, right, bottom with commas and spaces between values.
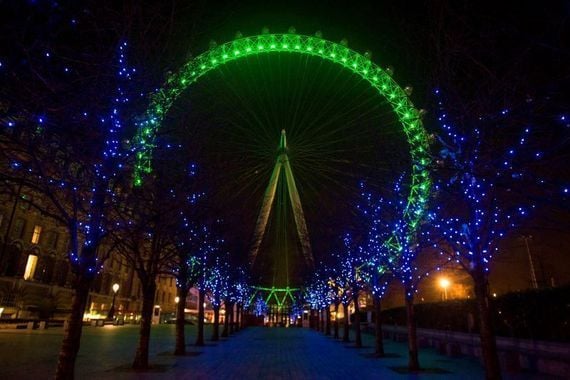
175, 296, 180, 320
107, 283, 120, 320
439, 277, 450, 301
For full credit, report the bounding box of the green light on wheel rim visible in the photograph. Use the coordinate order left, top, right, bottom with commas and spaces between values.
133, 32, 432, 239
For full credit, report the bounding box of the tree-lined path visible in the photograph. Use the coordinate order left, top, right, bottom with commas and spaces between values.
0, 325, 499, 379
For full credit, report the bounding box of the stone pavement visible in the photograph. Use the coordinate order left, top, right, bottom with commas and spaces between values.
0, 324, 547, 379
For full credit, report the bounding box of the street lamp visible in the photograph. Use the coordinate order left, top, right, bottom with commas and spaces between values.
174, 296, 180, 320
107, 283, 120, 320
439, 277, 450, 301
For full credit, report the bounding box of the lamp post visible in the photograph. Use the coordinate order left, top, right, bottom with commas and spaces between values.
439, 277, 450, 301
107, 283, 120, 320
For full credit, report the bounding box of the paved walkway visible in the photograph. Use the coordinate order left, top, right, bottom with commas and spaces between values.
163, 327, 485, 380
0, 324, 545, 379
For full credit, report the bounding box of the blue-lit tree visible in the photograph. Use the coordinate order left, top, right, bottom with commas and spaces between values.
232, 266, 252, 330
325, 266, 345, 339
359, 176, 444, 370
428, 89, 543, 378
253, 295, 268, 318
322, 269, 337, 336
112, 177, 186, 369
356, 183, 393, 357
305, 268, 331, 333
110, 141, 211, 368
386, 206, 440, 371
171, 221, 206, 355
194, 229, 222, 346
338, 234, 369, 347
221, 265, 238, 337
206, 252, 230, 341
330, 234, 370, 347
164, 162, 211, 355
0, 39, 141, 378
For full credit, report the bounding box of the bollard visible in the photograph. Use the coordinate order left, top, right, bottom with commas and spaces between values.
26, 321, 35, 330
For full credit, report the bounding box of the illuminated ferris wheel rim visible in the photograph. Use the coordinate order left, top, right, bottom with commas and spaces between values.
134, 32, 431, 230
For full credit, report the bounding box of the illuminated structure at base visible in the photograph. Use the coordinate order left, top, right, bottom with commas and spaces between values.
249, 130, 314, 270
249, 286, 298, 307
249, 286, 302, 326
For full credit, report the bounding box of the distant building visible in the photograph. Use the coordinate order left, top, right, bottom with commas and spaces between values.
0, 190, 179, 322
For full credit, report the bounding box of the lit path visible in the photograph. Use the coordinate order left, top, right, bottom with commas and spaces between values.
0, 324, 540, 379
162, 326, 485, 380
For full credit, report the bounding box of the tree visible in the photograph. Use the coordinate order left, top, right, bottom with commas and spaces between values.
356, 183, 393, 357
232, 267, 252, 330
325, 268, 344, 340
193, 229, 221, 346
168, 163, 209, 355
172, 228, 202, 355
0, 38, 139, 379
305, 268, 331, 333
335, 234, 368, 348
364, 176, 442, 371
112, 176, 182, 370
205, 252, 230, 341
428, 90, 544, 379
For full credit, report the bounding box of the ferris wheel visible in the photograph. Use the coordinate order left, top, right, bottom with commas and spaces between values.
133, 31, 431, 292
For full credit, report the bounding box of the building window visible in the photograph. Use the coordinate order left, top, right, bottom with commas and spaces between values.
31, 225, 42, 244
23, 254, 38, 280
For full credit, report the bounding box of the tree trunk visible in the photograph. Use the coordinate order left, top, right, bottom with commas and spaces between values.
174, 286, 189, 355
54, 274, 91, 380
239, 304, 245, 329
229, 302, 235, 334
235, 304, 240, 331
325, 305, 331, 336
195, 288, 205, 346
334, 302, 340, 339
354, 292, 362, 348
473, 267, 502, 380
221, 300, 229, 337
133, 281, 157, 369
405, 291, 420, 371
342, 303, 350, 342
212, 306, 220, 341
373, 296, 385, 357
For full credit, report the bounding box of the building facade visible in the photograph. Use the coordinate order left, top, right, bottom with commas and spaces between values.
0, 191, 179, 322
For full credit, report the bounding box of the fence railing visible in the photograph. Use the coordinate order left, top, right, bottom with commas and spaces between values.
380, 324, 570, 378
